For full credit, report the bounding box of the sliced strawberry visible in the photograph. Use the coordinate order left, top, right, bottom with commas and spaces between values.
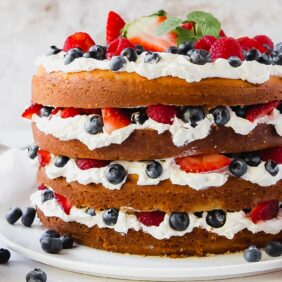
246, 101, 280, 122
61, 108, 81, 119
250, 200, 279, 224
176, 154, 231, 173
136, 211, 165, 226
146, 105, 178, 125
38, 185, 47, 191
106, 37, 134, 59
195, 35, 217, 51
22, 104, 42, 119
37, 150, 51, 167
102, 108, 131, 134
51, 107, 63, 115
106, 11, 126, 45
76, 158, 110, 170
124, 15, 177, 52
54, 193, 72, 215
63, 32, 95, 52
258, 146, 282, 164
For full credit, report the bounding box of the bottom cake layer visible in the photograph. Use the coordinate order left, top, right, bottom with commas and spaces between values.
37, 209, 282, 257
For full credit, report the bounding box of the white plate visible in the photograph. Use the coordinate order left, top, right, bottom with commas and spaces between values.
0, 195, 282, 281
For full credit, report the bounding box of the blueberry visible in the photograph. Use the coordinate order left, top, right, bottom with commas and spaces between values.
211, 106, 230, 125
245, 49, 260, 61
121, 47, 138, 62
181, 106, 205, 127
60, 235, 74, 249
169, 212, 189, 231
166, 46, 180, 54
244, 245, 262, 262
26, 268, 47, 282
47, 45, 61, 56
272, 53, 282, 65
194, 211, 203, 218
206, 209, 226, 228
83, 45, 106, 60
109, 56, 126, 71
131, 110, 148, 125
229, 159, 248, 176
264, 241, 282, 257
27, 145, 39, 159
231, 106, 247, 118
265, 160, 279, 176
54, 156, 70, 167
144, 52, 161, 63
105, 164, 127, 184
243, 153, 261, 167
21, 207, 36, 227
190, 49, 210, 65
145, 161, 163, 179
228, 56, 242, 67
102, 209, 119, 226
256, 53, 271, 65
40, 236, 63, 254
40, 229, 60, 243
39, 106, 53, 118
64, 48, 84, 65
135, 45, 144, 55
86, 208, 96, 216
0, 248, 10, 264
178, 41, 194, 55
274, 42, 282, 53
5, 207, 22, 224
41, 189, 54, 203
84, 115, 103, 134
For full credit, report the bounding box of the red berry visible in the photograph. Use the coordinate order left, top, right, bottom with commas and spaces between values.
54, 193, 72, 215
38, 185, 47, 191
210, 37, 244, 61
136, 211, 165, 227
146, 105, 178, 125
250, 200, 279, 224
246, 101, 280, 122
37, 150, 51, 167
51, 107, 63, 115
61, 108, 81, 119
80, 109, 101, 115
106, 37, 135, 59
22, 104, 42, 119
259, 146, 282, 164
76, 159, 110, 170
195, 35, 217, 51
253, 35, 274, 53
106, 11, 126, 45
237, 37, 260, 52
63, 32, 95, 52
219, 29, 227, 37
181, 22, 194, 30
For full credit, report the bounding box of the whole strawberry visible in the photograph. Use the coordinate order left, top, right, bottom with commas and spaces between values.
63, 32, 95, 52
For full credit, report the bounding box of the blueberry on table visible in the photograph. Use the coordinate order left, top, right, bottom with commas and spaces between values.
264, 241, 282, 257
26, 268, 47, 282
60, 235, 74, 249
244, 245, 262, 262
40, 229, 60, 243
21, 207, 36, 227
103, 209, 119, 226
5, 207, 22, 224
145, 161, 163, 179
0, 248, 10, 264
169, 212, 189, 231
40, 236, 63, 254
206, 209, 226, 228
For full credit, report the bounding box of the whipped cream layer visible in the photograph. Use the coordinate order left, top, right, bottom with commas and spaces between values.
36, 52, 282, 84
45, 155, 282, 190
32, 109, 282, 150
31, 190, 282, 240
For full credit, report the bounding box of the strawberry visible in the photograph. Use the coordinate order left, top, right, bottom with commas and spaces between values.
237, 37, 260, 52
146, 105, 178, 125
250, 200, 279, 224
37, 150, 51, 167
195, 35, 217, 51
219, 29, 226, 37
38, 185, 47, 191
136, 211, 165, 226
102, 108, 131, 134
22, 104, 42, 119
80, 108, 101, 115
210, 37, 244, 61
124, 14, 177, 52
246, 101, 280, 122
106, 37, 135, 59
176, 154, 231, 173
51, 107, 63, 115
54, 193, 72, 215
181, 22, 194, 30
106, 11, 126, 45
253, 35, 274, 53
76, 158, 110, 170
63, 32, 95, 52
61, 108, 81, 118
258, 146, 282, 164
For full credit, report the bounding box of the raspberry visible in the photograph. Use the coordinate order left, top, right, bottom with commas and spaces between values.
195, 35, 217, 51
76, 159, 110, 170
237, 37, 260, 52
63, 32, 95, 52
219, 29, 227, 37
136, 211, 165, 227
210, 37, 244, 61
106, 37, 135, 59
253, 35, 274, 53
146, 105, 178, 125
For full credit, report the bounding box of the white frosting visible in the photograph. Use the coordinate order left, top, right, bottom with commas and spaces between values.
32, 108, 282, 150
36, 52, 282, 84
31, 190, 282, 240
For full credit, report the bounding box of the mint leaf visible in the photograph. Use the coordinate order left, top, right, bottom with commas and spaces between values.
150, 10, 167, 17
187, 11, 221, 38
175, 27, 195, 45
157, 17, 183, 36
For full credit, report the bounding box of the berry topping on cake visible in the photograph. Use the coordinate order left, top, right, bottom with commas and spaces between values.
37, 150, 51, 167
106, 11, 126, 45
169, 212, 190, 231
109, 56, 127, 71
145, 161, 163, 179
245, 101, 280, 122
63, 32, 95, 52
136, 211, 165, 227
106, 38, 134, 59
102, 108, 131, 133
22, 104, 42, 119
253, 35, 274, 53
176, 154, 231, 173
194, 35, 217, 51
54, 193, 72, 215
102, 209, 119, 226
237, 37, 260, 52
259, 146, 282, 164
229, 159, 248, 176
60, 107, 81, 118
265, 160, 279, 176
76, 158, 110, 170
250, 200, 279, 224
105, 164, 127, 185
146, 105, 177, 124
206, 209, 226, 228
